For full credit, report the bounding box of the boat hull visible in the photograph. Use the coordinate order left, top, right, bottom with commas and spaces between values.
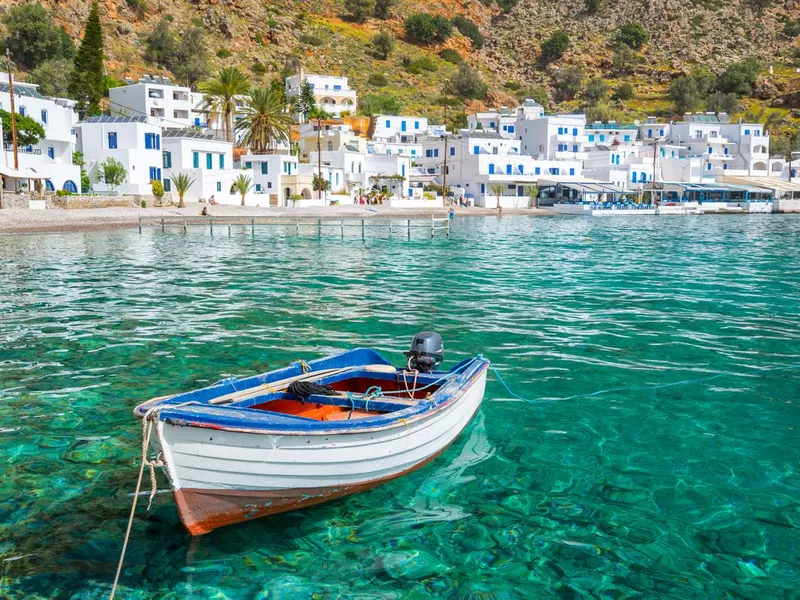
156, 367, 488, 535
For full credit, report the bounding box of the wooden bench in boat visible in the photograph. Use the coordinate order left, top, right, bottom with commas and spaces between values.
248, 392, 423, 422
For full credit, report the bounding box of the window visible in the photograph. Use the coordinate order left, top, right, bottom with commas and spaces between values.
572, 128, 578, 136
572, 144, 578, 152
261, 162, 268, 175
518, 164, 524, 174
569, 167, 575, 176
599, 135, 605, 142
401, 121, 407, 132
506, 164, 512, 175
723, 164, 728, 170
149, 167, 159, 181
632, 172, 637, 183
641, 172, 647, 181
508, 126, 515, 133
267, 182, 272, 189
557, 127, 563, 134
490, 122, 495, 129
450, 147, 455, 156
145, 133, 157, 149
245, 162, 252, 169
156, 135, 160, 150
488, 164, 495, 174
414, 121, 420, 130
708, 147, 712, 155
206, 153, 212, 169
164, 179, 171, 192
502, 125, 507, 131
535, 167, 540, 175
588, 135, 595, 142
63, 180, 77, 193
19, 106, 26, 117
41, 109, 48, 124
47, 147, 54, 159
481, 183, 485, 193
707, 163, 712, 171
401, 164, 406, 176
219, 154, 225, 169
724, 147, 728, 155
193, 152, 199, 168
473, 145, 480, 154
108, 132, 118, 149
659, 129, 664, 136
385, 119, 391, 128
426, 149, 433, 158
549, 168, 560, 175
411, 149, 416, 155
333, 85, 342, 91
433, 149, 439, 157
256, 184, 262, 192
163, 151, 172, 168
744, 129, 750, 135
624, 135, 631, 142
647, 129, 653, 138
216, 182, 222, 192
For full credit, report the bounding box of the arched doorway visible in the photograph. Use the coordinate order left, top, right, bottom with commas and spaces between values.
63, 180, 78, 193
45, 180, 55, 192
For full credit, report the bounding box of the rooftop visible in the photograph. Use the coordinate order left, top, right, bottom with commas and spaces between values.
82, 116, 150, 124
682, 113, 731, 124
0, 82, 44, 99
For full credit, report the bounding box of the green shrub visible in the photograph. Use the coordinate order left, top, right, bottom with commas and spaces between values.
251, 61, 267, 75
151, 179, 164, 199
345, 0, 376, 22
367, 73, 388, 87
612, 44, 640, 75
439, 48, 462, 64
582, 77, 608, 105
784, 19, 800, 37
715, 57, 760, 96
216, 48, 232, 59
614, 22, 649, 49
405, 55, 438, 74
126, 0, 147, 18
540, 30, 570, 63
404, 13, 452, 43
299, 33, 324, 46
706, 90, 739, 113
668, 76, 700, 114
497, 0, 518, 11
552, 66, 584, 102
452, 15, 484, 49
55, 189, 75, 197
360, 93, 401, 115
374, 0, 396, 19
2, 3, 75, 70
372, 29, 395, 59
585, 0, 601, 13
141, 199, 147, 208
611, 82, 634, 101
447, 62, 487, 99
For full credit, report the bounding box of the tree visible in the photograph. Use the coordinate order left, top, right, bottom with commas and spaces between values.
583, 77, 608, 105
0, 109, 46, 146
614, 23, 649, 49
235, 87, 293, 154
447, 63, 487, 99
170, 172, 195, 208
144, 18, 177, 67
345, 0, 376, 23
296, 80, 318, 120
359, 93, 401, 115
611, 82, 634, 101
313, 173, 330, 191
612, 44, 640, 76
716, 57, 761, 96
706, 91, 739, 114
668, 76, 700, 114
69, 1, 105, 116
585, 0, 601, 13
374, 0, 396, 19
232, 173, 253, 206
30, 59, 74, 98
452, 16, 484, 49
200, 68, 251, 143
552, 66, 584, 102
691, 67, 716, 96
73, 151, 91, 193
95, 157, 126, 193
372, 30, 395, 60
540, 30, 570, 63
525, 184, 539, 208
172, 27, 210, 88
404, 13, 452, 43
2, 3, 74, 70
490, 183, 505, 207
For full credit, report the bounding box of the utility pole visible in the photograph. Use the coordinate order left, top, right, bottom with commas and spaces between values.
317, 115, 323, 205
6, 49, 19, 170
441, 95, 448, 206
651, 136, 658, 207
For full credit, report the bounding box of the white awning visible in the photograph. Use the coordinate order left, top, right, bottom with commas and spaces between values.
0, 164, 44, 179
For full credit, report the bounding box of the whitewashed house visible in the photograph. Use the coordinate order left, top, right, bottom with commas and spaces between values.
297, 120, 366, 161
110, 76, 198, 128
585, 122, 639, 150
161, 129, 239, 204
0, 74, 81, 193
74, 116, 163, 195
515, 113, 588, 162
285, 73, 357, 120
240, 153, 299, 206
418, 132, 581, 207
466, 107, 517, 138
309, 148, 410, 198
584, 143, 654, 190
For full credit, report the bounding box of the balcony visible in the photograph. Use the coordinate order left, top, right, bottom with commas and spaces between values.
4, 143, 41, 155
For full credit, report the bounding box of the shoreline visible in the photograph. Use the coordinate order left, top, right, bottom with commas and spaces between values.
0, 205, 554, 235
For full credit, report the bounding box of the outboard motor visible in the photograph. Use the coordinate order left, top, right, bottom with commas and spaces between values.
404, 332, 444, 373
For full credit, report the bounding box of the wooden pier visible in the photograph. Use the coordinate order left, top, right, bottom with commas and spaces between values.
138, 215, 451, 239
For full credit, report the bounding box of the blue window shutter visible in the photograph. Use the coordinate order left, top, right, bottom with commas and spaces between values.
206, 153, 212, 169
599, 135, 605, 141
434, 149, 439, 157
573, 144, 578, 152
450, 147, 455, 156
156, 135, 160, 150
707, 163, 711, 171
508, 126, 514, 133
708, 147, 712, 154
632, 172, 637, 182
648, 129, 652, 137
261, 162, 268, 175
569, 168, 575, 175
573, 128, 577, 136
19, 106, 25, 117
518, 164, 524, 174
401, 164, 406, 176
506, 164, 512, 175
535, 167, 540, 175
41, 110, 48, 124
414, 121, 419, 129
401, 121, 406, 132
588, 135, 594, 142
473, 145, 479, 154
144, 134, 151, 149
193, 152, 199, 168
488, 164, 495, 174
47, 147, 54, 159
481, 183, 485, 193
624, 135, 630, 142
385, 120, 390, 128
217, 182, 222, 192
724, 164, 728, 170
219, 154, 225, 169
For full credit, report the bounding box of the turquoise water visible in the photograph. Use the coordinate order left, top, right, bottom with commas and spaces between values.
1, 215, 800, 598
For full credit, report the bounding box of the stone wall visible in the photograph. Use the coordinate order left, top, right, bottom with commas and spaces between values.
1, 192, 168, 210
0, 192, 31, 209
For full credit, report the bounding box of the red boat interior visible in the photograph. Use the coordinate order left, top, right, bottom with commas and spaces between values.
249, 375, 441, 422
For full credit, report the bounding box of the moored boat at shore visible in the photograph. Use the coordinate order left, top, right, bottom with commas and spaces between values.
134, 334, 489, 535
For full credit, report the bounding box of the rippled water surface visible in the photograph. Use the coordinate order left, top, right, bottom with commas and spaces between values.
1, 215, 800, 599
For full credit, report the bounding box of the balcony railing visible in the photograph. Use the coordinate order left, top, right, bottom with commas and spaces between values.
4, 143, 41, 155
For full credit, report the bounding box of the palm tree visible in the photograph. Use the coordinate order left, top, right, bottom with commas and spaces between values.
199, 68, 251, 143
525, 184, 539, 209
235, 88, 294, 154
490, 183, 505, 209
232, 174, 253, 206
170, 173, 195, 208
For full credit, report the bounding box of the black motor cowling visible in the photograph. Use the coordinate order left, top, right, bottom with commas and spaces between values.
404, 332, 444, 373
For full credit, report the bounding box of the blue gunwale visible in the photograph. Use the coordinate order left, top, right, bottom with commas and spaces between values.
134, 349, 489, 435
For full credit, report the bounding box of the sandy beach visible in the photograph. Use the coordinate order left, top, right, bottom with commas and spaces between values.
0, 204, 553, 234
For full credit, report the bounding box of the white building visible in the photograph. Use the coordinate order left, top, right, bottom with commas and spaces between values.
240, 153, 300, 206
467, 107, 517, 138
418, 132, 581, 207
297, 120, 366, 161
0, 74, 81, 193
584, 143, 654, 190
161, 129, 238, 204
285, 74, 357, 120
75, 116, 164, 195
372, 115, 429, 140
110, 76, 198, 129
515, 113, 588, 162
309, 148, 411, 198
585, 122, 639, 150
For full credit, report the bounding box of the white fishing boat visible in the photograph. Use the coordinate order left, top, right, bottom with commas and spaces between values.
134, 333, 489, 535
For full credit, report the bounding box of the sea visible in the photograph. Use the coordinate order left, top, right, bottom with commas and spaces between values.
1, 214, 799, 598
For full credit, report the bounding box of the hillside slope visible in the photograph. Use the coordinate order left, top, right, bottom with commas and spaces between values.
5, 0, 800, 128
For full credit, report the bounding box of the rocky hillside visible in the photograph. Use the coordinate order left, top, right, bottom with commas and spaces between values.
4, 0, 800, 128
